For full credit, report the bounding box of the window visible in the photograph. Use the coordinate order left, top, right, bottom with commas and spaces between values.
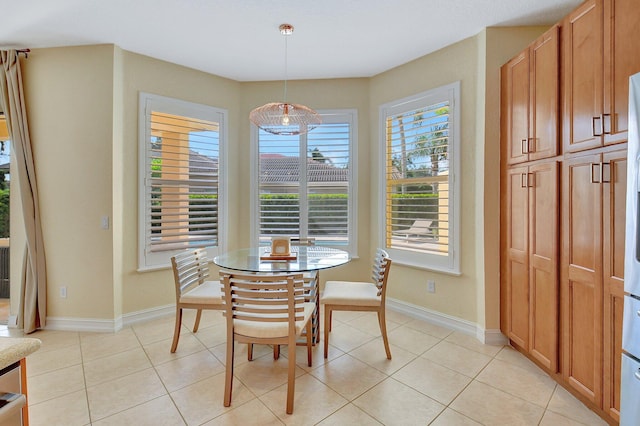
138, 93, 227, 270
379, 82, 460, 274
251, 110, 357, 255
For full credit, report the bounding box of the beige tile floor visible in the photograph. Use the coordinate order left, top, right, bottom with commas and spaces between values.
2, 309, 610, 425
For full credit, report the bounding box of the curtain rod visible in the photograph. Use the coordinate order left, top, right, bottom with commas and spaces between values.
17, 49, 30, 58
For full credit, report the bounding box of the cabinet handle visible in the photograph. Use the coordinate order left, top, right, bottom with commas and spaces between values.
601, 162, 611, 183
592, 116, 603, 137
528, 138, 535, 153
603, 113, 612, 135
521, 173, 527, 188
635, 369, 640, 381
527, 172, 534, 187
590, 163, 601, 184
521, 139, 529, 154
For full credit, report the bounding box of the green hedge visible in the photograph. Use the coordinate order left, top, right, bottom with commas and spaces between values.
259, 193, 440, 235
390, 193, 438, 231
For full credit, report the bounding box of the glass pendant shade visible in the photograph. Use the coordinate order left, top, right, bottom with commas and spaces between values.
249, 24, 321, 136
249, 102, 321, 136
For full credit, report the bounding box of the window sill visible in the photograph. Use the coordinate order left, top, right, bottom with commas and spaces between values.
392, 258, 462, 276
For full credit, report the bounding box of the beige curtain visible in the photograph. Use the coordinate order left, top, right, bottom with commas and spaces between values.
0, 50, 47, 333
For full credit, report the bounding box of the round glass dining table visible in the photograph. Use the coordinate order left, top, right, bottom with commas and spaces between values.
213, 246, 350, 273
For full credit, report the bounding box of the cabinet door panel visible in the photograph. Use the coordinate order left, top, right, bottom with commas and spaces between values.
563, 0, 604, 153
530, 27, 559, 161
562, 154, 603, 405
529, 162, 559, 371
504, 53, 531, 165
603, 0, 640, 144
506, 166, 530, 348
602, 149, 626, 420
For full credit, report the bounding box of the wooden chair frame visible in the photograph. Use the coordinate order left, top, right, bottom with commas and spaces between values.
170, 248, 223, 353
322, 248, 393, 359
221, 271, 313, 414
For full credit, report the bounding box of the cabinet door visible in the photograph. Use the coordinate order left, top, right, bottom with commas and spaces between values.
503, 51, 530, 165
603, 0, 640, 145
529, 161, 559, 371
505, 165, 530, 348
602, 149, 627, 421
563, 0, 604, 153
529, 26, 559, 161
561, 153, 603, 405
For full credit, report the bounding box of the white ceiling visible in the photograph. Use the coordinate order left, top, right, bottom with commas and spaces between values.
1, 0, 582, 82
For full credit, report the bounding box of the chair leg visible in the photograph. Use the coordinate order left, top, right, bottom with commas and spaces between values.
170, 307, 182, 353
273, 345, 280, 360
324, 305, 331, 358
286, 337, 297, 414
224, 335, 235, 407
377, 308, 392, 360
248, 343, 253, 361
306, 320, 313, 367
193, 309, 203, 333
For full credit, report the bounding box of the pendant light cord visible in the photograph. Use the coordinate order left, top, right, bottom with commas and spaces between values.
283, 34, 288, 104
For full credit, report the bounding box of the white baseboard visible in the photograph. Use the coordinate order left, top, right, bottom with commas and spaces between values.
386, 297, 507, 345
37, 300, 508, 347
42, 304, 174, 333
122, 304, 175, 327
44, 316, 122, 333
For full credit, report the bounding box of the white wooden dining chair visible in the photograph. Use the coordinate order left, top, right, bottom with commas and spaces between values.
220, 271, 314, 414
170, 248, 223, 353
321, 248, 393, 359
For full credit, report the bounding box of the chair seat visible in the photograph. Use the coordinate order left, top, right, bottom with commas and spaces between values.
322, 280, 381, 307
234, 302, 315, 339
180, 280, 223, 304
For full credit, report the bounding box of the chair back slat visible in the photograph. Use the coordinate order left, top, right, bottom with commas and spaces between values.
221, 272, 305, 324
371, 248, 392, 297
171, 248, 210, 296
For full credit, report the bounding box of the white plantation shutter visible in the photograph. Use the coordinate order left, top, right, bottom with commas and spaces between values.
139, 93, 227, 269
252, 110, 357, 253
380, 83, 460, 274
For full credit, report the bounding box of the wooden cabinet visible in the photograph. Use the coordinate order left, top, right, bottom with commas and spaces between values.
563, 0, 640, 152
502, 26, 559, 165
500, 26, 560, 374
560, 148, 626, 408
500, 0, 637, 422
502, 161, 559, 371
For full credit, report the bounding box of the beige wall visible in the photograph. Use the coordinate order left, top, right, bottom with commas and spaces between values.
370, 36, 481, 323
10, 26, 549, 331
118, 50, 242, 314
19, 45, 116, 319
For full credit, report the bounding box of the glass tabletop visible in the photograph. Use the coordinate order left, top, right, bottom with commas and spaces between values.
213, 246, 351, 273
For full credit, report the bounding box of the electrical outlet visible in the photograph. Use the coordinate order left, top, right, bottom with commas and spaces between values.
60, 286, 67, 299
427, 280, 436, 293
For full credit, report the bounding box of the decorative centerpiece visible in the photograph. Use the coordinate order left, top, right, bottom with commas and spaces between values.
261, 236, 297, 260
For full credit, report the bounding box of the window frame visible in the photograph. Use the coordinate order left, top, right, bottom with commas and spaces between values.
249, 109, 358, 256
378, 82, 461, 275
137, 92, 228, 271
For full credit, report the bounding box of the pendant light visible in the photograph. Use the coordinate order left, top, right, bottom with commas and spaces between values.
249, 24, 321, 136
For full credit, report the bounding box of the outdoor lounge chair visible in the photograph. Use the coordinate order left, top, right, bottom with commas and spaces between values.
395, 219, 434, 240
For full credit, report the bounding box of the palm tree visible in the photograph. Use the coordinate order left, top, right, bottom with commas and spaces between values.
411, 106, 449, 178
